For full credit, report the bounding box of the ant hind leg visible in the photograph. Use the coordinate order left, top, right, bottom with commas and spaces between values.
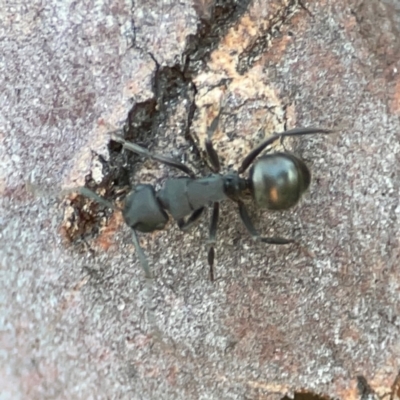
207, 202, 219, 281
177, 207, 205, 232
111, 132, 196, 178
131, 229, 152, 279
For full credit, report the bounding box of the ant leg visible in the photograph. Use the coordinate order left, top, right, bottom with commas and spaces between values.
177, 207, 205, 232
111, 132, 196, 178
60, 187, 119, 210
131, 230, 168, 346
205, 112, 222, 172
207, 202, 219, 281
238, 127, 334, 174
238, 201, 294, 244
64, 187, 154, 278
131, 229, 152, 279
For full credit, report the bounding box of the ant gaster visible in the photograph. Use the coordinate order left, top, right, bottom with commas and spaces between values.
79, 111, 333, 281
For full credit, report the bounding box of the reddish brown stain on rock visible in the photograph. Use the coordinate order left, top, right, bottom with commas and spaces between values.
389, 76, 400, 114
94, 211, 124, 251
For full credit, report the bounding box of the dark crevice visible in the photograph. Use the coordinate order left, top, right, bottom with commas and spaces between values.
62, 2, 250, 244
281, 391, 334, 400
184, 0, 252, 76
106, 0, 253, 184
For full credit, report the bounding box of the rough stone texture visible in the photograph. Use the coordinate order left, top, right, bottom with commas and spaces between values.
1, 0, 400, 399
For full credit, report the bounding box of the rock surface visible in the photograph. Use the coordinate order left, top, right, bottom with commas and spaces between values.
1, 0, 400, 399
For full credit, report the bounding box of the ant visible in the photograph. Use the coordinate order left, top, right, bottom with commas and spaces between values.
76, 110, 333, 281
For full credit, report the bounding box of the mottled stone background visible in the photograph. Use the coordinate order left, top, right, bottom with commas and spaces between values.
1, 0, 400, 399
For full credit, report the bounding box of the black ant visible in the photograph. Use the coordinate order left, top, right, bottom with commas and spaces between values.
76, 110, 333, 280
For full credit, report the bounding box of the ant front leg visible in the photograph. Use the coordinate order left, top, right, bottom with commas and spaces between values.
237, 201, 294, 244
238, 127, 334, 174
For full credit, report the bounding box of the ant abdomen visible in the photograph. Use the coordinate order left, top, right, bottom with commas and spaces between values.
249, 153, 311, 210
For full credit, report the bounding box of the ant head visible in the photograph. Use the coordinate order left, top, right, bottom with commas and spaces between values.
248, 153, 311, 210
223, 173, 248, 201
